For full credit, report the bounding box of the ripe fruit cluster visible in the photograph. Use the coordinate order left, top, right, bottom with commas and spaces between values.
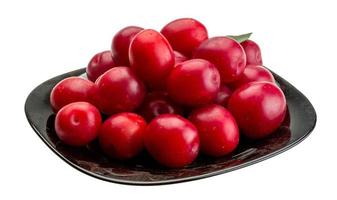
50, 18, 287, 168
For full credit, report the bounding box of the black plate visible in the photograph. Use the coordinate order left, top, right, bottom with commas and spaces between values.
24, 68, 316, 185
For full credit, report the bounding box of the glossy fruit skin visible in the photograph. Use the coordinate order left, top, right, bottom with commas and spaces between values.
95, 67, 146, 115
129, 29, 174, 90
86, 51, 116, 82
214, 85, 232, 107
99, 113, 146, 160
50, 77, 98, 112
193, 37, 247, 83
189, 104, 239, 157
228, 82, 286, 139
161, 18, 208, 57
55, 102, 101, 146
229, 64, 275, 89
241, 40, 263, 65
111, 26, 144, 66
144, 114, 199, 168
174, 51, 188, 65
166, 59, 220, 106
138, 92, 182, 122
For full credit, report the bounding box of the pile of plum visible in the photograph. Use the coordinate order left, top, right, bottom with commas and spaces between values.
50, 18, 286, 168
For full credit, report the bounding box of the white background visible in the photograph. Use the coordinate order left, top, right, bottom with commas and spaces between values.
0, 0, 336, 199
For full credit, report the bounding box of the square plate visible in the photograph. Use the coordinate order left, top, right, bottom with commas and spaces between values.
24, 68, 316, 185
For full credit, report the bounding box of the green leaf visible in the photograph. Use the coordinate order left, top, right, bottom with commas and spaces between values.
227, 32, 252, 43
